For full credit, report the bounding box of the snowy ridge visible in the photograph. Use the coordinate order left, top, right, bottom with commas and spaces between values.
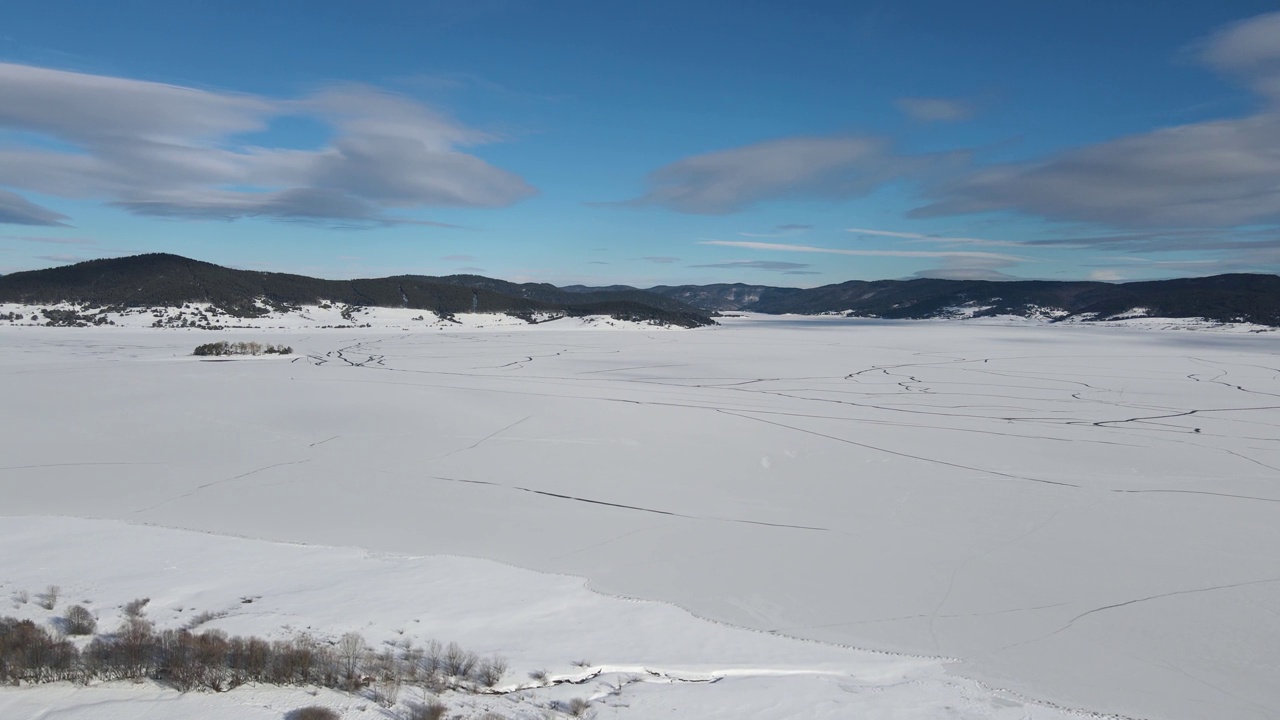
0, 302, 687, 331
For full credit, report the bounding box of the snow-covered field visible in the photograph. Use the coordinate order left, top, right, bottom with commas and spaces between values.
2, 315, 1278, 720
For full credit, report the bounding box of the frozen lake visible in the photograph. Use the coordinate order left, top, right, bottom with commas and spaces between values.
2, 316, 1278, 720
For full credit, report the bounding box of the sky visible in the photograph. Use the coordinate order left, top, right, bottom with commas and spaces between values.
1, 1, 1279, 287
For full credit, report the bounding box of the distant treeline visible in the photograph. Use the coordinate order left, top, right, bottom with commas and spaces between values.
643, 274, 1280, 325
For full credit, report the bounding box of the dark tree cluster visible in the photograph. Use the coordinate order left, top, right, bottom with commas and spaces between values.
38, 309, 112, 327
193, 341, 293, 357
0, 616, 506, 699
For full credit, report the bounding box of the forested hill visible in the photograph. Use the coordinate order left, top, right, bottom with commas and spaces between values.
0, 254, 716, 328
6, 254, 1278, 327
640, 274, 1280, 326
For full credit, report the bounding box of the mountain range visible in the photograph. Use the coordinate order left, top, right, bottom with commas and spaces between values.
2, 254, 1279, 327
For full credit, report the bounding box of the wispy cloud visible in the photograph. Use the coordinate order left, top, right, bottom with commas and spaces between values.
689, 259, 815, 273
845, 227, 1029, 247
641, 256, 680, 264
0, 63, 535, 228
895, 97, 975, 122
441, 254, 477, 261
1, 235, 96, 245
738, 223, 813, 238
914, 12, 1280, 230
699, 239, 1024, 261
912, 255, 1021, 281
0, 189, 69, 226
616, 136, 956, 214
34, 253, 91, 264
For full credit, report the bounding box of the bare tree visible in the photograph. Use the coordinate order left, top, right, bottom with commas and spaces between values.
476, 656, 507, 687
370, 648, 401, 706
64, 605, 96, 635
442, 641, 477, 681
337, 631, 364, 687
37, 585, 60, 610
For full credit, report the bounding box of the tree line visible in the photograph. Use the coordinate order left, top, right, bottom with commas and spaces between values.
0, 611, 506, 705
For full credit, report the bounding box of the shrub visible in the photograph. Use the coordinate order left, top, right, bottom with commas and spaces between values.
286, 707, 340, 720
563, 698, 590, 717
36, 585, 59, 610
0, 617, 80, 683
475, 656, 507, 687
123, 597, 150, 618
403, 700, 447, 720
64, 605, 96, 635
182, 609, 228, 630
0, 610, 505, 706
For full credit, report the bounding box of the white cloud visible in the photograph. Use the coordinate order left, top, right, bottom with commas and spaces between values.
0, 63, 535, 227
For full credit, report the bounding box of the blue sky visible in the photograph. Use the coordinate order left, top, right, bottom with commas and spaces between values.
1, 1, 1279, 286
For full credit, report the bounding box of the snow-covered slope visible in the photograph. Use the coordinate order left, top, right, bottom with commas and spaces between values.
0, 302, 685, 331
0, 516, 1076, 720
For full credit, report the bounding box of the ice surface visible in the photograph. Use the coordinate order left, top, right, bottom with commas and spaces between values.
2, 314, 1278, 719
0, 516, 1072, 719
